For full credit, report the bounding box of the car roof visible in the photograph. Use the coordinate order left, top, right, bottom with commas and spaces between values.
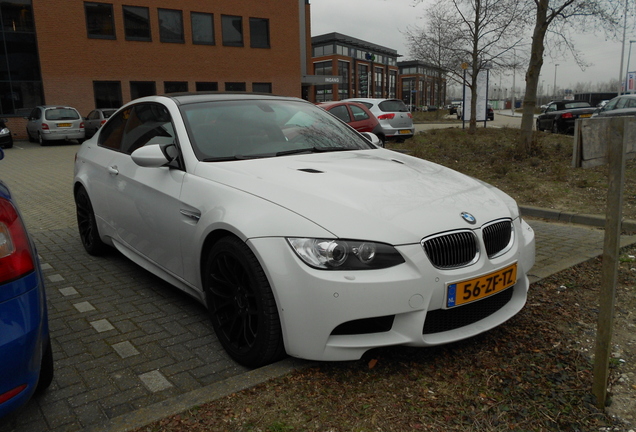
139, 92, 305, 107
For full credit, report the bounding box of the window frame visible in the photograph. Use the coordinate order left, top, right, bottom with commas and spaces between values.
191, 12, 215, 45
249, 17, 270, 49
158, 8, 184, 44
84, 2, 116, 40
123, 5, 151, 42
221, 15, 243, 47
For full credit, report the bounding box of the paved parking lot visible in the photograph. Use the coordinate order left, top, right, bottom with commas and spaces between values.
1, 140, 635, 432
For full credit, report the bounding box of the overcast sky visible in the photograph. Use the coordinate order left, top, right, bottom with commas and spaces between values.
310, 0, 635, 93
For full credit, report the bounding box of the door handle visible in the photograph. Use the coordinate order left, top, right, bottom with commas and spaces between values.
107, 165, 119, 175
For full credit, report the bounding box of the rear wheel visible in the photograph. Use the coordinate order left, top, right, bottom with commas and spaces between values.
204, 236, 285, 368
536, 119, 543, 131
551, 121, 559, 134
37, 132, 44, 146
75, 186, 107, 256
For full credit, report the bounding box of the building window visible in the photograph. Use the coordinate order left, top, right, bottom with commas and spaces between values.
314, 61, 332, 102
225, 82, 246, 92
93, 81, 122, 108
158, 8, 183, 43
196, 82, 218, 91
249, 18, 269, 48
338, 61, 349, 100
252, 82, 272, 93
85, 2, 115, 39
164, 81, 188, 93
123, 6, 151, 41
191, 12, 214, 45
374, 67, 384, 98
357, 64, 369, 98
130, 81, 156, 99
389, 70, 397, 99
222, 15, 243, 47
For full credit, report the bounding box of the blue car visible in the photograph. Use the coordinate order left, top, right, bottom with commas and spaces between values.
0, 147, 53, 418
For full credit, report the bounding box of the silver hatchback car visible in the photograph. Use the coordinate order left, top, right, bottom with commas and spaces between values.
26, 105, 85, 145
343, 98, 414, 142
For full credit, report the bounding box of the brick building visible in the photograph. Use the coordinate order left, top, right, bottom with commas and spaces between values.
0, 0, 311, 138
309, 33, 446, 108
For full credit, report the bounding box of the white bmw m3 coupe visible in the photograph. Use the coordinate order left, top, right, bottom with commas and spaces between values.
73, 93, 535, 367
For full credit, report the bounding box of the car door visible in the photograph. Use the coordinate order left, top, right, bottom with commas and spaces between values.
26, 107, 41, 138
98, 103, 187, 277
85, 110, 98, 137
539, 103, 557, 130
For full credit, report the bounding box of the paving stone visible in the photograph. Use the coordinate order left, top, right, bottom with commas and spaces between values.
73, 301, 95, 313
139, 370, 173, 393
90, 319, 115, 333
112, 341, 140, 359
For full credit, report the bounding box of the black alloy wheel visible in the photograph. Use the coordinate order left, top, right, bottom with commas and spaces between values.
75, 186, 107, 256
204, 236, 284, 368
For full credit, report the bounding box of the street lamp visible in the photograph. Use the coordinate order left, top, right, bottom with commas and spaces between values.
553, 64, 559, 100
625, 40, 636, 94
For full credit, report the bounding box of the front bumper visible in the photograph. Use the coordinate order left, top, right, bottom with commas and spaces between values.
249, 218, 535, 361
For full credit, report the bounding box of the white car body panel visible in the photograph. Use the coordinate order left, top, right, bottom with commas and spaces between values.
73, 93, 535, 363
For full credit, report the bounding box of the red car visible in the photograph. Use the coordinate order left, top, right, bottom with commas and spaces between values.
317, 101, 385, 146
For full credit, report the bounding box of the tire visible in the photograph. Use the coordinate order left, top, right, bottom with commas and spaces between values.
75, 186, 107, 256
38, 132, 44, 146
204, 236, 285, 368
36, 339, 54, 393
27, 129, 35, 143
378, 134, 386, 148
551, 121, 559, 134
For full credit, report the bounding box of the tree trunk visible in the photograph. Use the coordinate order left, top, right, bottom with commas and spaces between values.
518, 0, 549, 155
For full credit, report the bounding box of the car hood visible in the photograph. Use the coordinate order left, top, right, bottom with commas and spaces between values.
192, 149, 517, 244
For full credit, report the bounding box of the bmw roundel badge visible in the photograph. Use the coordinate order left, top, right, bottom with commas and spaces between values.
460, 212, 476, 225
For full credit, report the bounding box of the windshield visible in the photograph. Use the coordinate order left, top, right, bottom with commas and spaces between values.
180, 99, 375, 161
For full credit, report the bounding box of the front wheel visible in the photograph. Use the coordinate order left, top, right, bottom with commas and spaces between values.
204, 236, 285, 368
75, 186, 107, 255
536, 119, 543, 131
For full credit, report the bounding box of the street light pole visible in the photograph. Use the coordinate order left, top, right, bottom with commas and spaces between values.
626, 40, 636, 94
553, 64, 559, 100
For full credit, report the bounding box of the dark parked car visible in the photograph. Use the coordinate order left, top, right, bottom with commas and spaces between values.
536, 100, 596, 134
84, 108, 117, 139
317, 101, 385, 146
592, 94, 636, 118
0, 147, 53, 418
487, 105, 494, 121
0, 119, 12, 149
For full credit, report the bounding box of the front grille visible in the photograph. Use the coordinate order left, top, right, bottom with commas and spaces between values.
422, 286, 514, 334
331, 315, 395, 336
421, 230, 478, 269
483, 219, 514, 258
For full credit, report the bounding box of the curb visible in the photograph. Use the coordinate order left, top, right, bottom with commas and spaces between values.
520, 205, 636, 232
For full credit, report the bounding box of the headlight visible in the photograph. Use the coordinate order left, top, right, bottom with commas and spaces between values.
0, 128, 9, 135
287, 238, 405, 270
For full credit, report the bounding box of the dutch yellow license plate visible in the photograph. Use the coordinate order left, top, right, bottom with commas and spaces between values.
57, 123, 72, 127
399, 129, 411, 134
446, 263, 517, 308
579, 114, 592, 118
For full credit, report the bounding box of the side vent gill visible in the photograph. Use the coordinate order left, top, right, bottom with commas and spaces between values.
297, 168, 324, 173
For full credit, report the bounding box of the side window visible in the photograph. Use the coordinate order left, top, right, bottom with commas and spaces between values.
88, 111, 97, 120
328, 105, 351, 122
29, 108, 40, 120
98, 108, 129, 150
120, 104, 175, 155
350, 105, 370, 121
616, 97, 628, 109
604, 98, 619, 111
628, 98, 636, 108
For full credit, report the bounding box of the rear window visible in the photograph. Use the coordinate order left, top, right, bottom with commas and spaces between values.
378, 100, 408, 112
103, 109, 117, 118
563, 102, 591, 110
45, 108, 80, 120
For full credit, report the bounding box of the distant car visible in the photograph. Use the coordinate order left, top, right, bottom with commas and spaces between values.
487, 105, 494, 121
592, 94, 636, 118
536, 100, 596, 134
596, 100, 610, 108
0, 147, 53, 418
84, 108, 117, 139
449, 101, 462, 115
25, 105, 85, 145
342, 98, 414, 142
73, 93, 535, 367
317, 101, 385, 146
0, 119, 12, 149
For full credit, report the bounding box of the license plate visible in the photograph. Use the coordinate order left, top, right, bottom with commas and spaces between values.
57, 123, 72, 127
446, 263, 517, 308
398, 129, 411, 134
579, 114, 592, 118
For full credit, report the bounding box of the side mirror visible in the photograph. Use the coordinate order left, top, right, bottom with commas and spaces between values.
360, 132, 381, 147
131, 143, 178, 167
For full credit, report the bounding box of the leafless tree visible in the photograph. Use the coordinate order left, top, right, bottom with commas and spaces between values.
518, 0, 622, 155
408, 0, 527, 133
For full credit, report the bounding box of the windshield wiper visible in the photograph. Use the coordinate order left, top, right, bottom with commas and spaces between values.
276, 147, 353, 156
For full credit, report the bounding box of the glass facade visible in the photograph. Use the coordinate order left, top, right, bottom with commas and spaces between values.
0, 0, 43, 116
